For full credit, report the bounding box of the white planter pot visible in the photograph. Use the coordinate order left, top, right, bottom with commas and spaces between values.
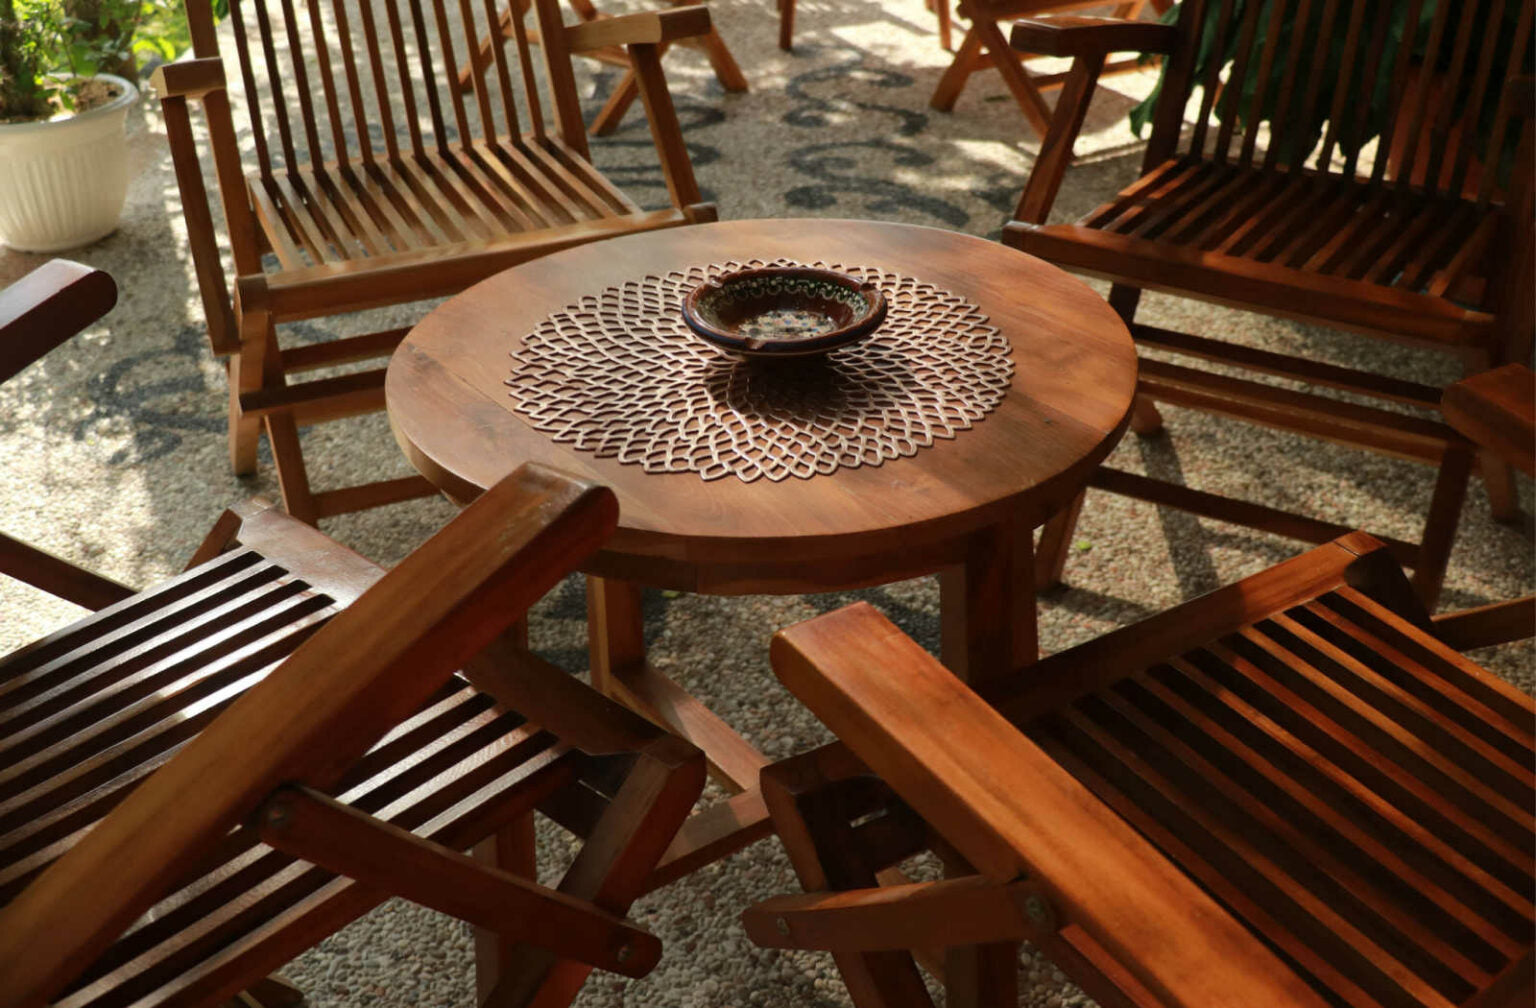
0, 74, 138, 252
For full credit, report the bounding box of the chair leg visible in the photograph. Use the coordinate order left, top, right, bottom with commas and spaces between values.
484, 737, 703, 1008
264, 413, 320, 526
227, 359, 261, 477
934, 0, 952, 52
589, 69, 642, 136
231, 290, 278, 479
1412, 442, 1474, 609
1128, 394, 1165, 436
761, 753, 937, 1008
930, 28, 983, 111
929, 837, 1017, 1008
1479, 449, 1521, 523
697, 26, 748, 92
473, 814, 539, 1003
1034, 490, 1085, 591
778, 0, 795, 50
966, 12, 1051, 134
1108, 285, 1162, 436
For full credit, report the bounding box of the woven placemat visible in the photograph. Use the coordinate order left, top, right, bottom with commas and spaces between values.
506, 259, 1014, 483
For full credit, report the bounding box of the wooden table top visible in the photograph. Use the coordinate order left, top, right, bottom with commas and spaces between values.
387, 218, 1136, 593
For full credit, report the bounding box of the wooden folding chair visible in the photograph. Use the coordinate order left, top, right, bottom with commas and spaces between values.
929, 0, 1169, 133
777, 0, 1168, 134
0, 261, 705, 1008
154, 0, 716, 525
460, 0, 747, 136
744, 534, 1535, 1007
1004, 2, 1536, 605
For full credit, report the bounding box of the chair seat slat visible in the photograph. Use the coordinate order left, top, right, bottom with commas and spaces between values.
0, 551, 268, 687
0, 557, 301, 724
0, 604, 330, 810
61, 738, 579, 1008
1157, 658, 1536, 940
1203, 640, 1535, 889
1266, 613, 1535, 797
1090, 683, 1502, 996
1041, 160, 1502, 320
13, 669, 578, 1008
461, 145, 565, 229
1327, 588, 1536, 728
1155, 166, 1266, 246
0, 584, 321, 744
1045, 709, 1446, 1008
1126, 671, 1528, 961
1298, 601, 1535, 764
283, 172, 381, 258
306, 167, 399, 254
1235, 625, 1533, 841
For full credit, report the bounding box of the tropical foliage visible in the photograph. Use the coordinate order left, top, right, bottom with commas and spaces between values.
1130, 0, 1531, 177
0, 0, 225, 121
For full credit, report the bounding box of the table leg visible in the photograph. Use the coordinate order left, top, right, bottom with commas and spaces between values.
586, 574, 646, 688
938, 514, 1038, 685
588, 576, 766, 790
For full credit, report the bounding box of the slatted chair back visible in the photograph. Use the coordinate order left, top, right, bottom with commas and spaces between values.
1150, 0, 1534, 203
186, 0, 588, 182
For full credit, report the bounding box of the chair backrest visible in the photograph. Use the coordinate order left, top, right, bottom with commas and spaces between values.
1151, 0, 1534, 202
0, 462, 619, 1006
185, 0, 589, 180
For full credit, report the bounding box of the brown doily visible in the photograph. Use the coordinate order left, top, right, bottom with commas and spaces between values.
505, 260, 1014, 483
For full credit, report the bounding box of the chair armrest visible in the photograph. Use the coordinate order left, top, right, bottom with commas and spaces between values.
768, 601, 1334, 1008
1441, 363, 1535, 475
0, 260, 116, 384
149, 56, 227, 100
564, 6, 711, 52
1010, 15, 1178, 57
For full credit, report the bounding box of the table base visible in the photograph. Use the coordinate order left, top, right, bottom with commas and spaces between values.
591, 518, 1039, 888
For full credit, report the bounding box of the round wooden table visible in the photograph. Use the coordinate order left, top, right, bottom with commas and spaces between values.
388, 218, 1135, 875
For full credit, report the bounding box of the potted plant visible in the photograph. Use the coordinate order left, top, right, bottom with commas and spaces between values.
0, 0, 143, 251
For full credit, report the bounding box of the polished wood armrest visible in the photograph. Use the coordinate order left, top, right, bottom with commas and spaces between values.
765, 601, 1333, 1008
564, 6, 711, 52
1009, 15, 1178, 57
149, 56, 228, 100
0, 260, 115, 384
1442, 363, 1535, 475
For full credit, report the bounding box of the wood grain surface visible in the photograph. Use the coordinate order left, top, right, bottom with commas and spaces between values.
388, 218, 1137, 594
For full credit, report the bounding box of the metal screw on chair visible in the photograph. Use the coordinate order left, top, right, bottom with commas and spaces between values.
775, 917, 791, 936
616, 943, 633, 964
1023, 893, 1054, 931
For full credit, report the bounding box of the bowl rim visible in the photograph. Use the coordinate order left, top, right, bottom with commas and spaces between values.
681, 265, 888, 357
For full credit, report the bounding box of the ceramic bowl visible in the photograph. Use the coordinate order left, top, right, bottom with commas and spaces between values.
681, 266, 887, 358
